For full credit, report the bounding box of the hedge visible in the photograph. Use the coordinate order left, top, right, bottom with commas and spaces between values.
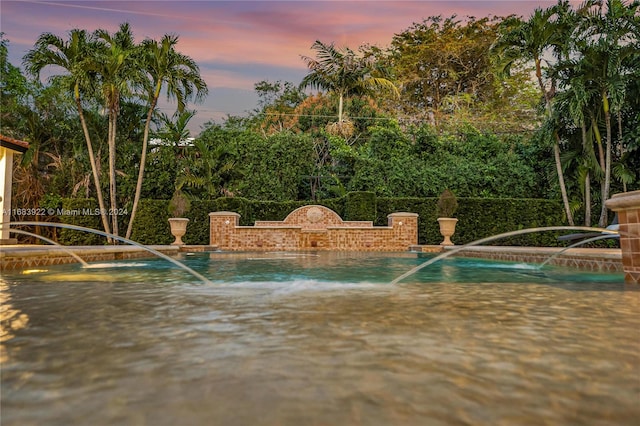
130, 199, 173, 245
57, 198, 104, 245
376, 197, 566, 246
345, 191, 376, 221
54, 193, 569, 247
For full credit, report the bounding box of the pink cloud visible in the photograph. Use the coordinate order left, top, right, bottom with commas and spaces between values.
2, 0, 567, 128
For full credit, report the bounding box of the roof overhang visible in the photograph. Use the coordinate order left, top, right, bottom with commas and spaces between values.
0, 134, 29, 154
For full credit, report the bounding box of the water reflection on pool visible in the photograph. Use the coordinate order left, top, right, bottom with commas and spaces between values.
1, 252, 638, 425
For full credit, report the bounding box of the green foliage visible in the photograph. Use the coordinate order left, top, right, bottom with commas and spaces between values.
138, 147, 180, 199
230, 130, 315, 201
1, 35, 31, 131
376, 196, 566, 246
4, 11, 638, 241
57, 198, 104, 245
299, 39, 397, 123
437, 189, 458, 217
491, 0, 640, 226
346, 124, 544, 199
168, 189, 191, 217
181, 200, 217, 245
61, 194, 568, 247
213, 197, 254, 225
345, 191, 377, 221
388, 15, 540, 131
130, 199, 172, 245
453, 198, 566, 247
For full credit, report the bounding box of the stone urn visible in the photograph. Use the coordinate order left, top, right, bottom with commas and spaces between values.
437, 217, 458, 246
168, 218, 189, 245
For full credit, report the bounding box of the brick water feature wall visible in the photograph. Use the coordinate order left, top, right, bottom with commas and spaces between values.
209, 205, 418, 251
606, 190, 640, 283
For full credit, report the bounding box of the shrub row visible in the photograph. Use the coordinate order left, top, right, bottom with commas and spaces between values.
52, 192, 567, 247
376, 196, 566, 246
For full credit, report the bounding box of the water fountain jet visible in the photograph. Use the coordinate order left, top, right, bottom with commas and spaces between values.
391, 225, 618, 284
5, 228, 89, 267
538, 232, 619, 269
1, 222, 213, 285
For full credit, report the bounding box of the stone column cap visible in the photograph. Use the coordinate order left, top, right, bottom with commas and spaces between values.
387, 212, 419, 217
605, 190, 640, 211
209, 211, 241, 217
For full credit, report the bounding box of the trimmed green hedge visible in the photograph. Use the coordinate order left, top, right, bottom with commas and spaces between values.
376, 196, 565, 246
58, 193, 568, 247
130, 199, 173, 245
57, 198, 104, 245
345, 191, 376, 221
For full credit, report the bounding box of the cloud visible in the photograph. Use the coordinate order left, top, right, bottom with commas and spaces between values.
2, 0, 563, 133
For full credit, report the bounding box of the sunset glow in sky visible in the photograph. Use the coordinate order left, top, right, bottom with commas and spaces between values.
2, 0, 560, 133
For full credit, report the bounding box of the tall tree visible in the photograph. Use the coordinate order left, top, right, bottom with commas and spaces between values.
391, 16, 512, 129
93, 22, 141, 237
578, 0, 639, 226
491, 5, 576, 225
125, 34, 207, 239
1, 34, 30, 131
23, 29, 112, 235
300, 40, 397, 135
253, 80, 306, 135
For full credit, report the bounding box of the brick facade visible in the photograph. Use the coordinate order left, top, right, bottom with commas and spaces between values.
209, 205, 418, 251
606, 190, 640, 283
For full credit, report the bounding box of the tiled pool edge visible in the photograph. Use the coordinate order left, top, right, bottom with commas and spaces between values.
0, 245, 182, 271
1, 244, 622, 274
411, 245, 623, 273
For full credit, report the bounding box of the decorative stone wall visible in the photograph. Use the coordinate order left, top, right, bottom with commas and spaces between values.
448, 246, 622, 273
209, 205, 418, 251
606, 190, 640, 283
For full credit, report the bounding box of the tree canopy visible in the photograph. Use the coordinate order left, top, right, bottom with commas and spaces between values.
1, 1, 639, 244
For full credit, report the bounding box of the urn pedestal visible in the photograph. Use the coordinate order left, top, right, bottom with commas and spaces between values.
168, 218, 189, 245
437, 217, 458, 246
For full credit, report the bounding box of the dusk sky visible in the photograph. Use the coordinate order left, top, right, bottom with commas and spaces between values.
2, 0, 561, 134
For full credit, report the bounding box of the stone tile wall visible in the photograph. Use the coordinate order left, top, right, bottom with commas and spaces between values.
0, 246, 180, 271
209, 206, 418, 251
606, 190, 640, 283
452, 248, 622, 273
410, 245, 622, 273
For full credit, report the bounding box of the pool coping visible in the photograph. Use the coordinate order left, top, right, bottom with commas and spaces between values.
411, 245, 623, 273
0, 245, 188, 271
0, 243, 623, 273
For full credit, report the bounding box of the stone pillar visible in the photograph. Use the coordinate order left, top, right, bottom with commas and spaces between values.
605, 191, 640, 283
388, 212, 419, 247
209, 211, 240, 250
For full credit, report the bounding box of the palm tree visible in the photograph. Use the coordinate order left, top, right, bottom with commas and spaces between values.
125, 34, 207, 239
23, 29, 112, 236
491, 5, 578, 225
300, 40, 397, 127
177, 138, 235, 199
93, 22, 142, 237
155, 109, 196, 158
554, 65, 600, 225
577, 0, 639, 226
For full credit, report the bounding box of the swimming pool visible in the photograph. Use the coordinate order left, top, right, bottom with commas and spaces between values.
1, 252, 638, 425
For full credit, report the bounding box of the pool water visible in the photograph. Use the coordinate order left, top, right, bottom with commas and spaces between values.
1, 252, 638, 425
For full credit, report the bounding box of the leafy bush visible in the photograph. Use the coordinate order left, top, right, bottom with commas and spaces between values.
436, 189, 458, 217
345, 191, 376, 221
130, 199, 172, 245
57, 198, 104, 245
61, 194, 567, 247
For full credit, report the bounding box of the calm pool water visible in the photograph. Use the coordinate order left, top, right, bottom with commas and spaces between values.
1, 252, 638, 425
